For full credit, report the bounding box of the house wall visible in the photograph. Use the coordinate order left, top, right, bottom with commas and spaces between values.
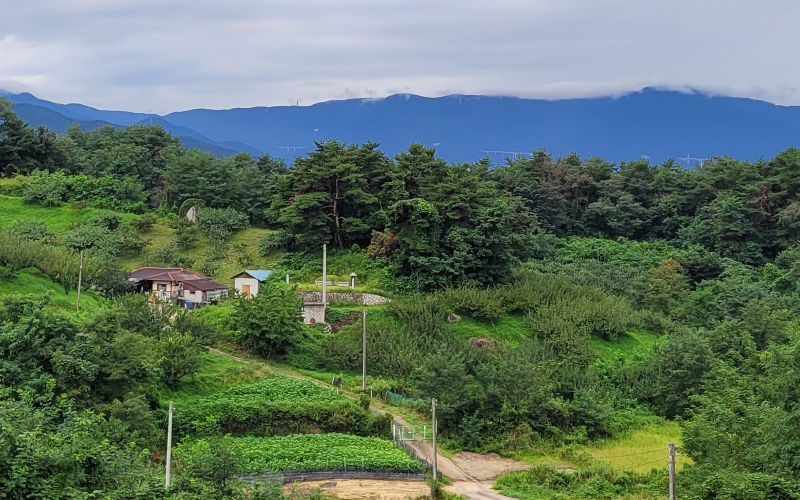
235, 277, 260, 297
183, 289, 203, 302
151, 281, 175, 293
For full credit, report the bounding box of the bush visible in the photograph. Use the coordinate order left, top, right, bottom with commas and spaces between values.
21, 170, 67, 206
158, 333, 203, 388
130, 213, 156, 232
259, 231, 292, 254
62, 224, 124, 261
234, 283, 304, 358
494, 464, 667, 500
7, 219, 55, 244
89, 212, 123, 230
197, 207, 249, 247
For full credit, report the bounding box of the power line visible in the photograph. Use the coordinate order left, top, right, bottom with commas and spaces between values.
593, 448, 663, 459
634, 457, 668, 469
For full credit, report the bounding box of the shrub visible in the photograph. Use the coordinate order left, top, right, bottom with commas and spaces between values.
89, 212, 123, 230
259, 231, 292, 254
21, 170, 67, 206
62, 224, 124, 261
234, 283, 304, 358
158, 333, 203, 388
130, 213, 156, 232
494, 464, 667, 500
7, 219, 55, 244
197, 207, 249, 247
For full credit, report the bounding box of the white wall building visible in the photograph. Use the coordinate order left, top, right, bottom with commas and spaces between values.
231, 270, 272, 298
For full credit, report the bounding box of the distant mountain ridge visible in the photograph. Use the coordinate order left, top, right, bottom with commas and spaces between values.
4, 89, 800, 163
1, 92, 251, 157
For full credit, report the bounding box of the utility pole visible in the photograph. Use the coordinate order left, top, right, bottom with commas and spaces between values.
669, 442, 677, 500
432, 398, 438, 481
322, 244, 327, 304
362, 309, 367, 391
76, 249, 84, 312
166, 401, 174, 489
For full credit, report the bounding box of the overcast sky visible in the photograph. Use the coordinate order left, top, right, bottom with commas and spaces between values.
0, 0, 798, 113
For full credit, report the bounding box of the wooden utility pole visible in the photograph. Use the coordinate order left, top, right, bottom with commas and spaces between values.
668, 442, 677, 500
362, 309, 367, 391
432, 398, 438, 481
76, 249, 84, 312
166, 401, 174, 490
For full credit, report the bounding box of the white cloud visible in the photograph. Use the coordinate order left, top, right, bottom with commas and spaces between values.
1, 0, 799, 111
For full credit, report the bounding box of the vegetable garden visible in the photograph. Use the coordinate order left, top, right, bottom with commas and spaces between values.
177, 434, 424, 472
174, 377, 379, 438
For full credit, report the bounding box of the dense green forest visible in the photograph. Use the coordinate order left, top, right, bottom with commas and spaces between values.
4, 95, 800, 499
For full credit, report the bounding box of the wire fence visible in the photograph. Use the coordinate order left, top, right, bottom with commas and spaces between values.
383, 390, 423, 408
239, 466, 427, 484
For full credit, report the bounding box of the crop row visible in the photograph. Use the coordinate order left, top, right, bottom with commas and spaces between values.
176, 434, 423, 472
174, 377, 374, 438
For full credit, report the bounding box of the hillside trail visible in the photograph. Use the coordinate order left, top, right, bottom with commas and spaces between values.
207, 348, 521, 500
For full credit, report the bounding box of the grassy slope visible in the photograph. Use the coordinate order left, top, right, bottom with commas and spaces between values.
154, 351, 273, 405
451, 313, 530, 346
590, 421, 689, 472
118, 223, 282, 285
589, 329, 663, 359
0, 267, 106, 314
0, 195, 135, 234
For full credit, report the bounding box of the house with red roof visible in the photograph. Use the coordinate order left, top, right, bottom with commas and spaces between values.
130, 267, 228, 307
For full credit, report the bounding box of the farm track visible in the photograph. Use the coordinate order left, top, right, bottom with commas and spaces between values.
206, 347, 519, 500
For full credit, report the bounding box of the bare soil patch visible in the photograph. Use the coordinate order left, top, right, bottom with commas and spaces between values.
285, 480, 429, 500
451, 452, 531, 481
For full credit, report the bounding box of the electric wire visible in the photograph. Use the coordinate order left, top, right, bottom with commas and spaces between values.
592, 448, 664, 459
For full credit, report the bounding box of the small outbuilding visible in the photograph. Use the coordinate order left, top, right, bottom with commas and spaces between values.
232, 269, 272, 298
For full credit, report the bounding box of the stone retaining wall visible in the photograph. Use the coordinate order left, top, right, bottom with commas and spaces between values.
300, 292, 391, 306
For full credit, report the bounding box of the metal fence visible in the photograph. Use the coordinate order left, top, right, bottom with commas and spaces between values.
393, 424, 433, 441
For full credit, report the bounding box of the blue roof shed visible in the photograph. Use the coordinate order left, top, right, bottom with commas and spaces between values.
232, 270, 272, 282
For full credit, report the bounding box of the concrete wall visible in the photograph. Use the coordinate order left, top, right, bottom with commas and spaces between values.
235, 277, 260, 297
300, 292, 391, 306
238, 468, 426, 485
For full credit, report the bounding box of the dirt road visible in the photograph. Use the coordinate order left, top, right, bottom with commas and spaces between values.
209, 348, 526, 500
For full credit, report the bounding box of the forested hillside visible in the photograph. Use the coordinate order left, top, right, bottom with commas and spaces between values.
4, 95, 800, 499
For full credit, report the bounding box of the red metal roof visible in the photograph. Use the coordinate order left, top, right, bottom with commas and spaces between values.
130, 267, 227, 291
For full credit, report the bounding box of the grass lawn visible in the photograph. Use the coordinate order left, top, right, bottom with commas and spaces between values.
589, 421, 691, 472
154, 351, 273, 405
0, 195, 135, 234
589, 329, 663, 359
0, 267, 106, 314
451, 313, 530, 346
